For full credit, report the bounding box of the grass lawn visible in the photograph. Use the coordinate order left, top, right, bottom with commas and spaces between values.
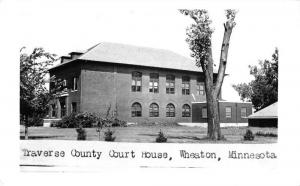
20, 124, 277, 144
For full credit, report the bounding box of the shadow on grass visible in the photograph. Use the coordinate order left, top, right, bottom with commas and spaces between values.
168, 136, 206, 141
20, 136, 63, 140
139, 133, 208, 141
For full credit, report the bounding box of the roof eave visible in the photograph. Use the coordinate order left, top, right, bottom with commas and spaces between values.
47, 59, 79, 72
248, 116, 278, 119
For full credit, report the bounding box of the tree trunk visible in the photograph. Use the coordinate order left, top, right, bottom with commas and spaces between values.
206, 91, 221, 140
24, 115, 29, 140
206, 93, 215, 139
206, 19, 235, 140
213, 98, 222, 139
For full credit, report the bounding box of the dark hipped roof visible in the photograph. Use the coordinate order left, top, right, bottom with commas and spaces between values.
248, 102, 278, 119
49, 42, 217, 73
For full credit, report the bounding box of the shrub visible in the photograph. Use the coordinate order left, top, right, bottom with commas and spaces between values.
27, 116, 44, 127
50, 112, 127, 128
111, 118, 127, 127
58, 113, 78, 128
76, 127, 87, 140
156, 130, 167, 143
75, 112, 98, 128
50, 120, 61, 127
104, 128, 116, 141
255, 131, 278, 137
53, 112, 98, 128
244, 129, 255, 141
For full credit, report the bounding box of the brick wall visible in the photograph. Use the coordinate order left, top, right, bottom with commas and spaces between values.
80, 61, 207, 123
192, 102, 252, 123
49, 62, 82, 116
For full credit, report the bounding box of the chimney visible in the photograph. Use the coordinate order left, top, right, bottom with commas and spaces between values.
60, 56, 72, 63
60, 51, 84, 64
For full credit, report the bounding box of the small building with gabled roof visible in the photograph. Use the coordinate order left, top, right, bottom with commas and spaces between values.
248, 102, 278, 127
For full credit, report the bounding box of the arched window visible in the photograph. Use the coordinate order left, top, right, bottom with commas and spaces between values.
132, 72, 142, 92
182, 104, 191, 117
131, 102, 142, 117
166, 103, 175, 117
149, 103, 159, 117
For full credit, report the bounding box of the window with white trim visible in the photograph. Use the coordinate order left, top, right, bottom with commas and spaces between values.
149, 103, 159, 117
241, 107, 247, 118
166, 103, 175, 117
132, 72, 142, 92
182, 76, 190, 95
197, 81, 205, 95
131, 102, 142, 117
166, 75, 175, 94
182, 104, 191, 117
149, 73, 159, 93
225, 107, 232, 118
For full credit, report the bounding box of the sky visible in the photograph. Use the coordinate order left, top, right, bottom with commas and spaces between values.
6, 0, 300, 101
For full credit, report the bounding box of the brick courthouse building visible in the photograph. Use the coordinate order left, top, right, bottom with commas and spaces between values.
47, 42, 252, 125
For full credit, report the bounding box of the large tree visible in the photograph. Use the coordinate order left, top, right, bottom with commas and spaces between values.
20, 47, 57, 139
233, 48, 278, 111
180, 9, 237, 140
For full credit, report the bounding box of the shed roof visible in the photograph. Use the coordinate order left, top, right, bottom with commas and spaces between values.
49, 42, 217, 73
248, 102, 278, 119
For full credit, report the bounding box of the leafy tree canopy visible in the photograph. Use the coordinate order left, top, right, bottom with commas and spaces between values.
233, 48, 278, 111
20, 47, 57, 119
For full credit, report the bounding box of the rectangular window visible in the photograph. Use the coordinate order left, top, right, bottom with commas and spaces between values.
182, 76, 190, 95
131, 72, 142, 92
241, 107, 247, 118
71, 102, 77, 113
225, 107, 232, 118
197, 82, 205, 95
202, 108, 207, 118
166, 75, 175, 94
149, 73, 159, 93
72, 77, 78, 91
